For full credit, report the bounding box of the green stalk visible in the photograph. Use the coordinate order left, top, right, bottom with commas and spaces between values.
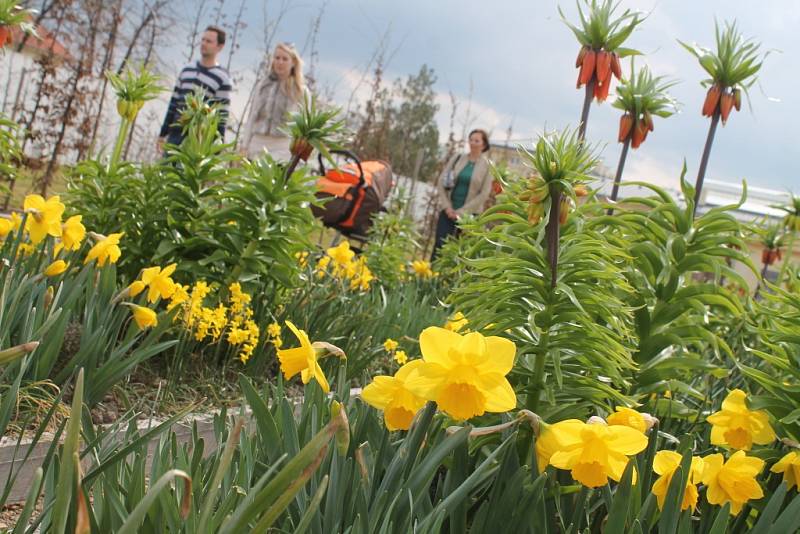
546, 188, 562, 289
228, 240, 259, 286
110, 115, 131, 168
528, 330, 550, 413
607, 136, 631, 215
777, 230, 796, 288
692, 109, 721, 218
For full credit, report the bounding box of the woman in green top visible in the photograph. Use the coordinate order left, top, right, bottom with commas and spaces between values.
431, 129, 493, 260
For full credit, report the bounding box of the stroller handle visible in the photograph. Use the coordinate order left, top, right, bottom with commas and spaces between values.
317, 149, 365, 187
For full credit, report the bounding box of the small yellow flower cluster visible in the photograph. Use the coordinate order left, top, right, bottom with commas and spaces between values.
536, 389, 782, 515
362, 327, 517, 430
226, 283, 259, 363
409, 260, 436, 279
382, 338, 408, 365
295, 251, 309, 268
267, 322, 283, 349
173, 281, 260, 364
314, 242, 376, 291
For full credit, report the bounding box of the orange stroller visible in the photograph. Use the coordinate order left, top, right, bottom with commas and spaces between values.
311, 150, 393, 238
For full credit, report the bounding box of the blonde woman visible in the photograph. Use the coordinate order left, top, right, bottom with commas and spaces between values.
241, 42, 308, 160
430, 129, 493, 260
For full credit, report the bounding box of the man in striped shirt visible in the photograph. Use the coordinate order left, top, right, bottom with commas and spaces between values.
158, 25, 233, 150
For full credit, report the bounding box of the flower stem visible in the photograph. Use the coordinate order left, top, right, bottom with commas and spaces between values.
283, 153, 302, 183
607, 136, 631, 215
578, 78, 595, 141
692, 109, 721, 218
545, 188, 561, 289
527, 331, 549, 413
110, 116, 131, 168
228, 240, 259, 286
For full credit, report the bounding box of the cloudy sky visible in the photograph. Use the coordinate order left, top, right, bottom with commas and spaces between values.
175, 0, 797, 192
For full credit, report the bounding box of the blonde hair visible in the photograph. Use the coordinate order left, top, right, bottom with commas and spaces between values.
271, 42, 305, 101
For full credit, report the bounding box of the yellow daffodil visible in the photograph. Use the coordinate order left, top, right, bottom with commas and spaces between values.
771, 451, 800, 491
651, 451, 705, 512
44, 260, 68, 277
0, 218, 13, 238
85, 232, 123, 266
130, 304, 158, 330
702, 451, 764, 514
277, 321, 330, 393
546, 420, 648, 488
411, 260, 435, 279
23, 195, 65, 245
394, 350, 408, 365
327, 241, 354, 265
61, 215, 85, 251
362, 360, 427, 431
295, 251, 309, 268
707, 389, 775, 450
17, 243, 35, 257
535, 419, 585, 473
444, 312, 469, 333
607, 407, 656, 433
129, 280, 146, 297
403, 327, 516, 420
383, 338, 399, 352
140, 264, 177, 303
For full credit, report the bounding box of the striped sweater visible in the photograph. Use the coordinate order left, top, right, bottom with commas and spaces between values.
159, 61, 233, 140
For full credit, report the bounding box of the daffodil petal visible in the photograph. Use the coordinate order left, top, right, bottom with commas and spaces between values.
419, 327, 463, 366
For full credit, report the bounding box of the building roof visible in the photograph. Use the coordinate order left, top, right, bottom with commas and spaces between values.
9, 24, 71, 62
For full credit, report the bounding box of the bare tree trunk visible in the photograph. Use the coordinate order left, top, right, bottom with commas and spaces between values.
301, 0, 327, 88
184, 0, 210, 63
233, 0, 291, 145
87, 0, 124, 153
20, 9, 67, 151
42, 1, 100, 193
10, 0, 59, 120
225, 0, 246, 71
115, 0, 169, 75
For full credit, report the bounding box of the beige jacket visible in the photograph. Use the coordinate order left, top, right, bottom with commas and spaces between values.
436, 153, 493, 216
241, 74, 307, 146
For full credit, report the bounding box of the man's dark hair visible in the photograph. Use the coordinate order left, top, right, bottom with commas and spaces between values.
205, 25, 226, 46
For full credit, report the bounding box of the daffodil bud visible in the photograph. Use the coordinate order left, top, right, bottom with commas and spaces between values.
0, 341, 40, 365
44, 286, 54, 309
330, 400, 350, 456
641, 412, 658, 431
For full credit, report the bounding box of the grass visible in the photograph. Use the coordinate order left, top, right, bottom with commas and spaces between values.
2, 168, 67, 211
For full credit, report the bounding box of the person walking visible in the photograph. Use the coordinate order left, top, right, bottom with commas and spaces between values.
430, 129, 493, 261
240, 42, 308, 161
158, 25, 232, 151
